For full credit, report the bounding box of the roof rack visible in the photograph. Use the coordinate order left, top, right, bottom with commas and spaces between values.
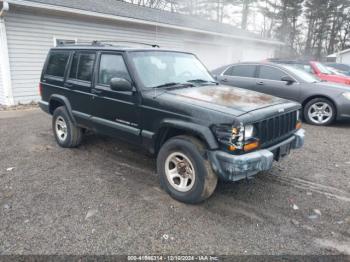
57, 40, 160, 48
92, 40, 160, 48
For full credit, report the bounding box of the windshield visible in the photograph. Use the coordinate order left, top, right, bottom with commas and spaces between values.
326, 67, 347, 76
314, 62, 332, 75
129, 51, 215, 88
282, 65, 320, 83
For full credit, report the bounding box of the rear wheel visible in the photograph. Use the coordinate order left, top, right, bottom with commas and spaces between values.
304, 98, 336, 126
157, 135, 218, 204
52, 106, 83, 148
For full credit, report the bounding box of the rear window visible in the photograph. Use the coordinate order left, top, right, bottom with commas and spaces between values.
224, 65, 256, 78
69, 52, 96, 82
45, 52, 70, 78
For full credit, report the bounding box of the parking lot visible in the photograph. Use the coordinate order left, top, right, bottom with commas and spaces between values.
0, 107, 349, 255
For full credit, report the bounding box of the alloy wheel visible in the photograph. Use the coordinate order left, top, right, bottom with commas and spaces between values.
308, 102, 333, 124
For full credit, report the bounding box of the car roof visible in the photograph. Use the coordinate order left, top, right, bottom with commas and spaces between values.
213, 61, 291, 73
50, 45, 193, 55
228, 61, 287, 67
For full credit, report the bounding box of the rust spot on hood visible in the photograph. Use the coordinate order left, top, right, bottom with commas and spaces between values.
169, 85, 282, 110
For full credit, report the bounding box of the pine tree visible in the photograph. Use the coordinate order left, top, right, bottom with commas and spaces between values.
260, 0, 303, 56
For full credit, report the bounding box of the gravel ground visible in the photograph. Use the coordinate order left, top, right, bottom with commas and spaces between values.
0, 108, 349, 255
0, 103, 37, 112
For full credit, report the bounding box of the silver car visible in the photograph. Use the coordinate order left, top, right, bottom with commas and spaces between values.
213, 62, 350, 126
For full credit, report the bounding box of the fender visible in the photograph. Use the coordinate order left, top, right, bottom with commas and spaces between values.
157, 119, 219, 150
302, 94, 338, 111
49, 94, 76, 125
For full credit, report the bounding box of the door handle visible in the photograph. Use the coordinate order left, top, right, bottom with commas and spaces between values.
64, 83, 73, 88
222, 78, 228, 82
257, 81, 264, 85
92, 89, 102, 95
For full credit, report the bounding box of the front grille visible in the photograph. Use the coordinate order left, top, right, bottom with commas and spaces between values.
257, 111, 297, 147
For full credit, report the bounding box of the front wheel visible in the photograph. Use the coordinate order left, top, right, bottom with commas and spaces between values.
157, 135, 218, 204
304, 98, 336, 126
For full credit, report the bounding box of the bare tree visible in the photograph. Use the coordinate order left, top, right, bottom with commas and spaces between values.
123, 0, 179, 11
122, 0, 350, 58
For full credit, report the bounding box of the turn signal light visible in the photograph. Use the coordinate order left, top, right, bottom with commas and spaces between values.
39, 83, 43, 97
296, 121, 302, 129
244, 140, 260, 152
228, 145, 237, 152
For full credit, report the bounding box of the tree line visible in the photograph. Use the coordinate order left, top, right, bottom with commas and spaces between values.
123, 0, 350, 60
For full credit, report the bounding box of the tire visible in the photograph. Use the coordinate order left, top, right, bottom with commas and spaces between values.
157, 135, 218, 204
52, 106, 83, 148
304, 98, 336, 126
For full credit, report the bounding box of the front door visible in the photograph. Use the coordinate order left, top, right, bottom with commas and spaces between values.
91, 52, 141, 143
256, 65, 301, 101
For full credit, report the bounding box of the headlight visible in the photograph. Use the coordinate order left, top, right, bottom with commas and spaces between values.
244, 124, 255, 139
212, 123, 258, 153
343, 92, 350, 100
212, 123, 244, 151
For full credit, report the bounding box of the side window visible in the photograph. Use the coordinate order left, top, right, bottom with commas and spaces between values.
45, 52, 70, 78
69, 52, 96, 82
98, 54, 131, 86
303, 65, 315, 74
69, 53, 78, 79
223, 66, 234, 76
224, 65, 256, 78
259, 66, 286, 81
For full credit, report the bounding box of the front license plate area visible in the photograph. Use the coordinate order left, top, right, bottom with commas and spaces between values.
275, 142, 291, 161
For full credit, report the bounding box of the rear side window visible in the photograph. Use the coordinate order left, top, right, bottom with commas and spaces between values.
98, 54, 131, 85
69, 52, 96, 82
45, 52, 70, 78
259, 66, 286, 81
224, 65, 256, 78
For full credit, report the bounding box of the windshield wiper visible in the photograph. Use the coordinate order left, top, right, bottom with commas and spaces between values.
153, 82, 194, 89
187, 79, 218, 85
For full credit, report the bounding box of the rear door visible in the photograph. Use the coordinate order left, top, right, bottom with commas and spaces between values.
256, 65, 300, 101
217, 64, 258, 91
91, 52, 141, 143
65, 51, 96, 125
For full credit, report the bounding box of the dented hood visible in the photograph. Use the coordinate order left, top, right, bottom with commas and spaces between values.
164, 85, 290, 115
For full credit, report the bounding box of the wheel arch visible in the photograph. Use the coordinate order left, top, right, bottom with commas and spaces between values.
154, 120, 219, 154
302, 95, 338, 116
49, 95, 76, 124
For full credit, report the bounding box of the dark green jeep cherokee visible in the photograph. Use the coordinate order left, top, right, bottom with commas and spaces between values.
39, 42, 305, 204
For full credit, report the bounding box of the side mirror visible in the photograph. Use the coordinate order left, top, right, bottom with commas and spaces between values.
281, 75, 295, 85
110, 77, 133, 92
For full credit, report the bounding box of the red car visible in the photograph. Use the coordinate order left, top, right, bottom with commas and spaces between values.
308, 61, 350, 85
268, 59, 350, 85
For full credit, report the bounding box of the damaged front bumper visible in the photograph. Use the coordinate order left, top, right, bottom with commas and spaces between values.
208, 129, 305, 181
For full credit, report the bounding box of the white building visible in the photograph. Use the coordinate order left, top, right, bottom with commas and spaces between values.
0, 0, 283, 105
327, 49, 350, 64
